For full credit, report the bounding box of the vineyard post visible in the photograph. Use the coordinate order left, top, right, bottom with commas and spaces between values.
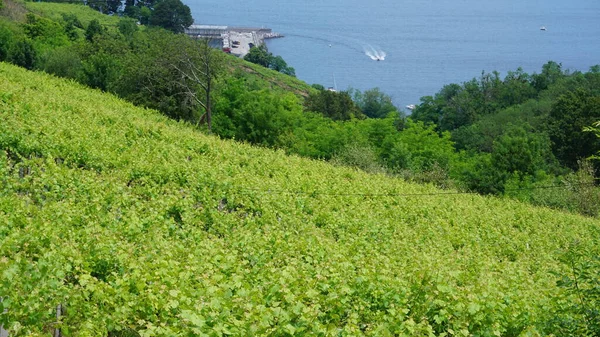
0, 297, 8, 337
53, 304, 63, 337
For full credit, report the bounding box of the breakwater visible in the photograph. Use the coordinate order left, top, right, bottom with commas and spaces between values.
184, 25, 283, 57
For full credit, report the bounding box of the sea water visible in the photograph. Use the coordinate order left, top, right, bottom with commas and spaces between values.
185, 0, 600, 108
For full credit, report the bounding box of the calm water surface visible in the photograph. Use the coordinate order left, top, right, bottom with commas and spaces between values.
185, 0, 600, 107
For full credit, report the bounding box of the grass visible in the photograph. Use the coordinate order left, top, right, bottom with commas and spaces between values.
26, 1, 121, 27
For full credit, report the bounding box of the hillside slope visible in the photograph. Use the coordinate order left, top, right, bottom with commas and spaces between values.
0, 63, 599, 336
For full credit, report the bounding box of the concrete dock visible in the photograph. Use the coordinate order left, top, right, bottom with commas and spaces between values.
185, 25, 283, 57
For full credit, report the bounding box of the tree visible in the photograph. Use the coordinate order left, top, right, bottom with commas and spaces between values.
244, 45, 295, 76
118, 33, 225, 130
80, 52, 120, 91
118, 18, 138, 38
85, 19, 105, 42
149, 0, 193, 34
61, 13, 83, 40
533, 61, 565, 91
491, 126, 550, 179
304, 89, 363, 121
585, 120, 600, 161
244, 45, 270, 67
0, 26, 13, 62
169, 38, 223, 131
9, 38, 36, 70
548, 89, 600, 171
270, 55, 295, 76
351, 87, 398, 118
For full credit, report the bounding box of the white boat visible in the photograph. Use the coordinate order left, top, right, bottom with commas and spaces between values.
406, 104, 416, 110
540, 26, 547, 31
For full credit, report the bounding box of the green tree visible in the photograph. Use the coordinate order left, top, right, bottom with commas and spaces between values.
88, 0, 121, 14
168, 37, 223, 131
42, 45, 81, 79
61, 13, 82, 40
351, 87, 398, 118
85, 19, 105, 42
244, 45, 270, 67
548, 89, 600, 171
213, 79, 303, 146
9, 38, 36, 70
270, 55, 295, 76
118, 18, 138, 38
0, 26, 13, 62
533, 61, 565, 91
80, 52, 120, 91
244, 45, 295, 76
491, 126, 550, 179
304, 89, 363, 121
585, 120, 600, 160
149, 0, 193, 34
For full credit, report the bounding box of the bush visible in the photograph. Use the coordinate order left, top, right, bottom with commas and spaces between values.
41, 46, 81, 79
331, 143, 385, 174
9, 38, 36, 69
0, 25, 13, 62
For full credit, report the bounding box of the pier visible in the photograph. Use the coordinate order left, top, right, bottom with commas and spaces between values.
184, 25, 283, 57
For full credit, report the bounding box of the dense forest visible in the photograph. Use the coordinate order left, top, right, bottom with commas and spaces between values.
0, 0, 599, 218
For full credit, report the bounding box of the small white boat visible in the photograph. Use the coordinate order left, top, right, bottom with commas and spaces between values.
406, 104, 416, 110
540, 26, 547, 31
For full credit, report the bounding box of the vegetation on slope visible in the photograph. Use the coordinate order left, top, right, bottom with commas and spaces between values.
1, 63, 600, 336
1, 1, 599, 218
25, 2, 120, 28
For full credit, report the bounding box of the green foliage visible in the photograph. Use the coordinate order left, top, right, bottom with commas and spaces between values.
61, 13, 82, 40
214, 77, 304, 146
412, 66, 553, 132
2, 63, 600, 336
586, 120, 600, 160
148, 0, 193, 34
115, 30, 222, 124
80, 51, 120, 91
545, 242, 600, 336
40, 45, 81, 79
26, 2, 121, 29
244, 45, 296, 76
244, 44, 270, 67
0, 25, 13, 61
533, 61, 565, 91
351, 87, 398, 119
23, 12, 69, 47
85, 18, 105, 42
117, 18, 138, 38
88, 0, 121, 15
385, 119, 457, 173
304, 89, 363, 121
503, 160, 600, 216
491, 126, 551, 179
548, 88, 600, 171
8, 37, 36, 69
331, 143, 384, 174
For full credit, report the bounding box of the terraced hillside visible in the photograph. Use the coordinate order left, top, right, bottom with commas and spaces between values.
0, 63, 599, 336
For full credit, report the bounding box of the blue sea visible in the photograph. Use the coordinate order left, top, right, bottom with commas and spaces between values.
185, 0, 600, 108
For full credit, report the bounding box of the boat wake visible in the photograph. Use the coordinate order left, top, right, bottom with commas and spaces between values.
364, 45, 386, 61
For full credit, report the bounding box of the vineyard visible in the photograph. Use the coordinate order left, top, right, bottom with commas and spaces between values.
0, 62, 599, 336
